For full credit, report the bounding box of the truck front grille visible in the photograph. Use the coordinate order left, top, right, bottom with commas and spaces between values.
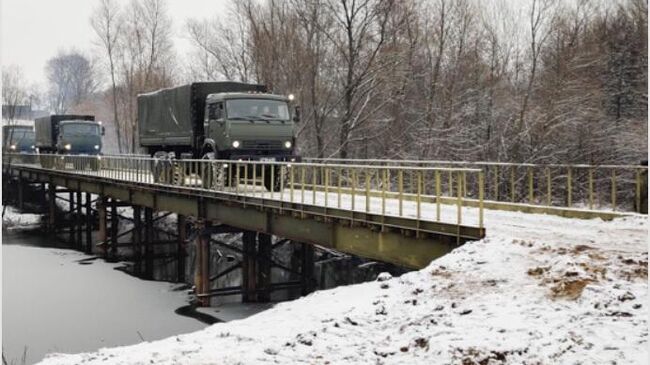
242, 140, 283, 150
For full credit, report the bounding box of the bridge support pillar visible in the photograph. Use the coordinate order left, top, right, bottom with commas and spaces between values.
97, 196, 107, 257
85, 192, 92, 254
110, 199, 118, 259
301, 243, 315, 296
195, 222, 212, 307
241, 231, 273, 303
242, 231, 258, 302
257, 233, 272, 302
47, 184, 56, 232
144, 207, 154, 279
17, 177, 25, 211
133, 206, 142, 276
69, 191, 75, 245
76, 189, 83, 250
41, 183, 47, 205
177, 215, 187, 283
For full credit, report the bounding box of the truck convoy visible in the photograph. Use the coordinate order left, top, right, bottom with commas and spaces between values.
3, 125, 35, 153
137, 82, 299, 189
34, 114, 104, 169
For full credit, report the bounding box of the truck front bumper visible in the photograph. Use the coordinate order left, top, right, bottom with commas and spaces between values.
228, 153, 301, 162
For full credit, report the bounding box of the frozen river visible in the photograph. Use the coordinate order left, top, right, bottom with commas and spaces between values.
2, 231, 206, 364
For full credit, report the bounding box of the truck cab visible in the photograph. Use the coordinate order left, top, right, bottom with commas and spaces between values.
3, 125, 35, 153
203, 93, 297, 161
56, 120, 104, 155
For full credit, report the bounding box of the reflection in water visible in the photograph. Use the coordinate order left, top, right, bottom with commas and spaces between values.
2, 231, 206, 364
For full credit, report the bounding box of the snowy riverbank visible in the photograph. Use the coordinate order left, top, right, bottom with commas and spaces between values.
36, 211, 647, 364
2, 205, 42, 231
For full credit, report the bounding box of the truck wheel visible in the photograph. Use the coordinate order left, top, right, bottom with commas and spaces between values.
90, 158, 100, 171
201, 152, 216, 189
263, 165, 287, 192
151, 152, 172, 184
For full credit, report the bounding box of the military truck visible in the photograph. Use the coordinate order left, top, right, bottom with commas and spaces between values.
3, 125, 35, 153
34, 115, 104, 169
137, 82, 299, 189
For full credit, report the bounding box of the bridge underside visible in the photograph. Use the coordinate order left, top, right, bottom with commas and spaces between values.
4, 165, 484, 269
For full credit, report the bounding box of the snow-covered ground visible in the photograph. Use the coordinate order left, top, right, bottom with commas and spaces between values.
36, 208, 647, 364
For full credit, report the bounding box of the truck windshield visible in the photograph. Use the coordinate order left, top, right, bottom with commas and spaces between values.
226, 99, 290, 121
8, 130, 34, 143
62, 123, 99, 135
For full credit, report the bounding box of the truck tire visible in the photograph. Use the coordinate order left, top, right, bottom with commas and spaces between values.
90, 158, 100, 171
151, 152, 173, 184
263, 165, 287, 192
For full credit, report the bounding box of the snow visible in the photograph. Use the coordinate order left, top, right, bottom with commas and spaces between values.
35, 210, 648, 364
2, 205, 42, 230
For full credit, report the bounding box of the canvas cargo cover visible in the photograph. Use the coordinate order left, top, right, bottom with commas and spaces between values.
137, 82, 267, 148
34, 115, 94, 148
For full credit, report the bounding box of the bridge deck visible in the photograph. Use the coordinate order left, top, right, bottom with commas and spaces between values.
4, 157, 486, 269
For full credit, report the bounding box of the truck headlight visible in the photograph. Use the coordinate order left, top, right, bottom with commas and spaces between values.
232, 140, 240, 148
284, 141, 292, 149
9, 144, 16, 150
64, 144, 72, 150
31, 145, 35, 149
94, 145, 100, 150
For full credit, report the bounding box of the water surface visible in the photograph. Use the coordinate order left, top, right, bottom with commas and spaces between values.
2, 231, 206, 364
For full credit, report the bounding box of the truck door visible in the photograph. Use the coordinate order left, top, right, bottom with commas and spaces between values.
206, 101, 226, 152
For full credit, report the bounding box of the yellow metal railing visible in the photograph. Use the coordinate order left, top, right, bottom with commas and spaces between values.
4, 153, 486, 231
304, 157, 648, 214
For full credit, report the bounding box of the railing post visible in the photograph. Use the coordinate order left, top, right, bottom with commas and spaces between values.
351, 169, 356, 212
510, 166, 515, 203
635, 169, 641, 213
479, 171, 484, 229
365, 170, 371, 213
398, 170, 404, 217
456, 171, 462, 225
528, 167, 534, 203
546, 167, 552, 206
381, 168, 387, 216
611, 169, 616, 211
589, 168, 594, 210
435, 170, 441, 221
416, 171, 422, 222
337, 168, 342, 209
567, 167, 572, 207
494, 165, 499, 201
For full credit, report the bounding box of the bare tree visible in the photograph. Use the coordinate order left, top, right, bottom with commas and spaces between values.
117, 0, 175, 152
45, 50, 99, 113
91, 0, 123, 152
2, 65, 29, 124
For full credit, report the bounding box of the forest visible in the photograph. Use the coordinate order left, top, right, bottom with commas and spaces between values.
3, 0, 647, 164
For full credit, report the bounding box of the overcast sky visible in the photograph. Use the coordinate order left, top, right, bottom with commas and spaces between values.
1, 0, 229, 87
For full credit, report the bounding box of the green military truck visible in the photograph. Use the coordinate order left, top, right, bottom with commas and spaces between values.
35, 115, 105, 169
137, 82, 299, 189
3, 125, 35, 153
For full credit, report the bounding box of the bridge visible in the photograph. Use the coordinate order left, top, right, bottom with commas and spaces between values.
3, 153, 645, 306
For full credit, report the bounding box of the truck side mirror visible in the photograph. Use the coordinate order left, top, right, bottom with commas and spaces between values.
293, 106, 301, 123
101, 126, 106, 136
